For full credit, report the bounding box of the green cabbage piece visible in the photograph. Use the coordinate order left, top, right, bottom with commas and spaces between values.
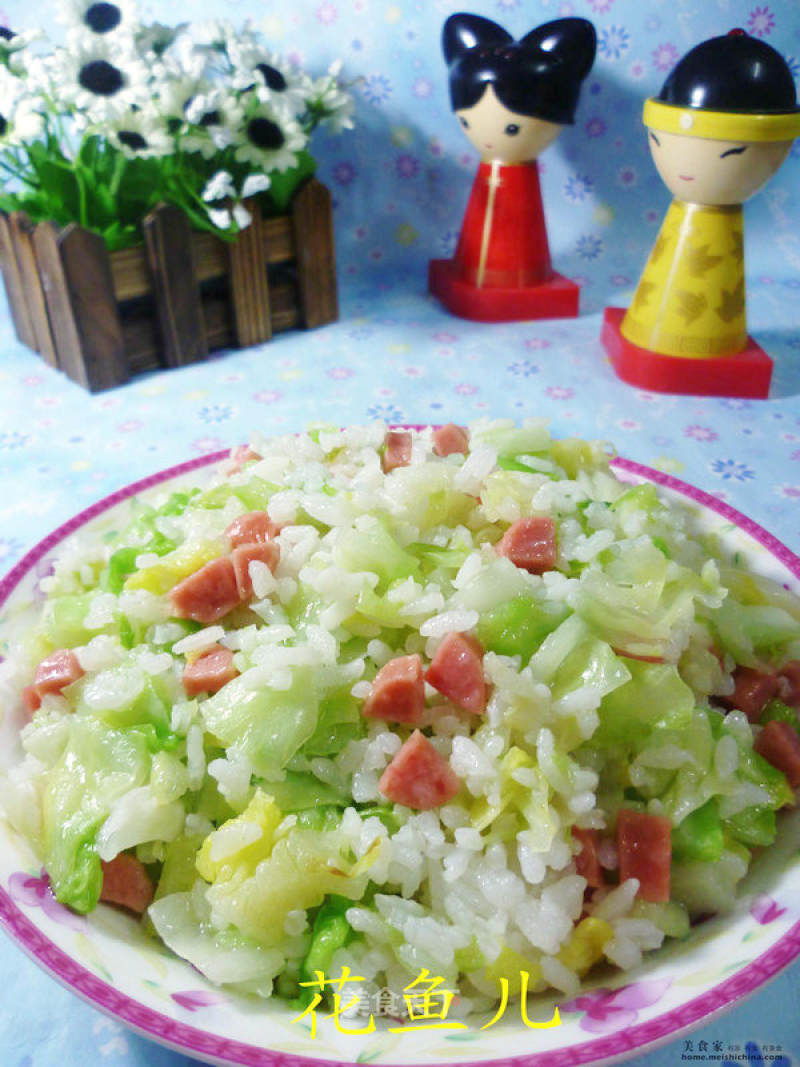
41, 717, 151, 912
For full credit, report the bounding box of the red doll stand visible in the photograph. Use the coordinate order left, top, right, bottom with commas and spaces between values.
429, 161, 579, 322
430, 15, 596, 323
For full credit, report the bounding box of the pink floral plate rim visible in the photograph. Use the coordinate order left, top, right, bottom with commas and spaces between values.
0, 448, 799, 1067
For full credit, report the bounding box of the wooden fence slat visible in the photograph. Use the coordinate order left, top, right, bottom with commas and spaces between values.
0, 214, 37, 350
57, 224, 129, 391
143, 203, 208, 367
227, 198, 272, 347
33, 221, 93, 386
1, 183, 336, 388
8, 213, 58, 366
111, 220, 294, 304
290, 179, 338, 329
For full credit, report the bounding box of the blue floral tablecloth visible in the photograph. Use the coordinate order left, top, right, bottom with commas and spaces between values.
1, 0, 800, 1062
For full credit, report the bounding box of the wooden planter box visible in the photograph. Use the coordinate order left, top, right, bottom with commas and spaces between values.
0, 178, 338, 392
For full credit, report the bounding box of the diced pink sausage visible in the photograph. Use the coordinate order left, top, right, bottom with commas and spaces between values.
433, 423, 469, 458
225, 511, 280, 549
182, 645, 239, 698
496, 517, 557, 574
21, 685, 41, 719
227, 444, 262, 473
616, 809, 671, 902
99, 853, 154, 914
378, 730, 462, 810
721, 666, 780, 722
168, 556, 242, 624
231, 541, 280, 600
33, 649, 84, 696
382, 430, 412, 473
777, 661, 800, 710
572, 828, 604, 889
363, 655, 425, 724
425, 632, 486, 714
754, 720, 800, 791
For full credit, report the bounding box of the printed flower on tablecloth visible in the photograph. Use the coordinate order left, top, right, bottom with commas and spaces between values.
564, 174, 593, 202
0, 431, 31, 450
652, 42, 679, 71
507, 360, 540, 377
366, 402, 405, 423
562, 978, 672, 1033
577, 234, 603, 260
598, 25, 630, 61
332, 160, 357, 185
684, 425, 719, 443
0, 536, 24, 565
198, 404, 236, 424
361, 73, 392, 104
747, 6, 775, 38
585, 115, 606, 138
709, 459, 756, 482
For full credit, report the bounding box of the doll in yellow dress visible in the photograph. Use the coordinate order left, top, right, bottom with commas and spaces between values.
602, 30, 800, 397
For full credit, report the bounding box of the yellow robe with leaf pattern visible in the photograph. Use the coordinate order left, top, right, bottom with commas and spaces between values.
621, 199, 746, 358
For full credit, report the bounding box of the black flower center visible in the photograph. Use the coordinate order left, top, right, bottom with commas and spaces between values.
84, 3, 122, 33
0, 114, 7, 136
118, 129, 147, 150
246, 116, 284, 150
255, 63, 287, 92
199, 110, 221, 127
0, 26, 15, 41
79, 59, 125, 96
166, 116, 182, 133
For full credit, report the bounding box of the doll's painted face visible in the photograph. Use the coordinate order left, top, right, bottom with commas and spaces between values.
647, 127, 792, 206
455, 84, 562, 164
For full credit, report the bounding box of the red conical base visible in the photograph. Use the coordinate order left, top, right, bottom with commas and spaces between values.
601, 307, 772, 398
429, 259, 579, 323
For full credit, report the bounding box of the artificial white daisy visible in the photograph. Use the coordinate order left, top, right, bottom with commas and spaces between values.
233, 95, 306, 173
201, 170, 236, 202
51, 33, 151, 123
307, 60, 355, 133
181, 88, 244, 159
150, 55, 211, 133
205, 201, 252, 232
0, 66, 45, 147
56, 0, 138, 38
105, 103, 173, 158
241, 172, 271, 197
0, 27, 45, 74
185, 19, 239, 63
227, 40, 308, 114
201, 169, 271, 205
134, 21, 187, 61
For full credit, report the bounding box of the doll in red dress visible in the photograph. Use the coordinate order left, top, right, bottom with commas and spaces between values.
429, 14, 596, 322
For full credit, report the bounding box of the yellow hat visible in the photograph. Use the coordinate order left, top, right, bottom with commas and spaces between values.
643, 98, 800, 142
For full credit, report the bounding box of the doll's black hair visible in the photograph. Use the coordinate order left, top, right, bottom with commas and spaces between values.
657, 29, 799, 115
443, 14, 596, 125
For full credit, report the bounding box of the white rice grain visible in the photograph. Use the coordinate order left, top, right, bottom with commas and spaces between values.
173, 626, 226, 656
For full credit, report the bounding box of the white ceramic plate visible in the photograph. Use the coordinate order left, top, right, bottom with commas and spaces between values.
0, 451, 798, 1067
